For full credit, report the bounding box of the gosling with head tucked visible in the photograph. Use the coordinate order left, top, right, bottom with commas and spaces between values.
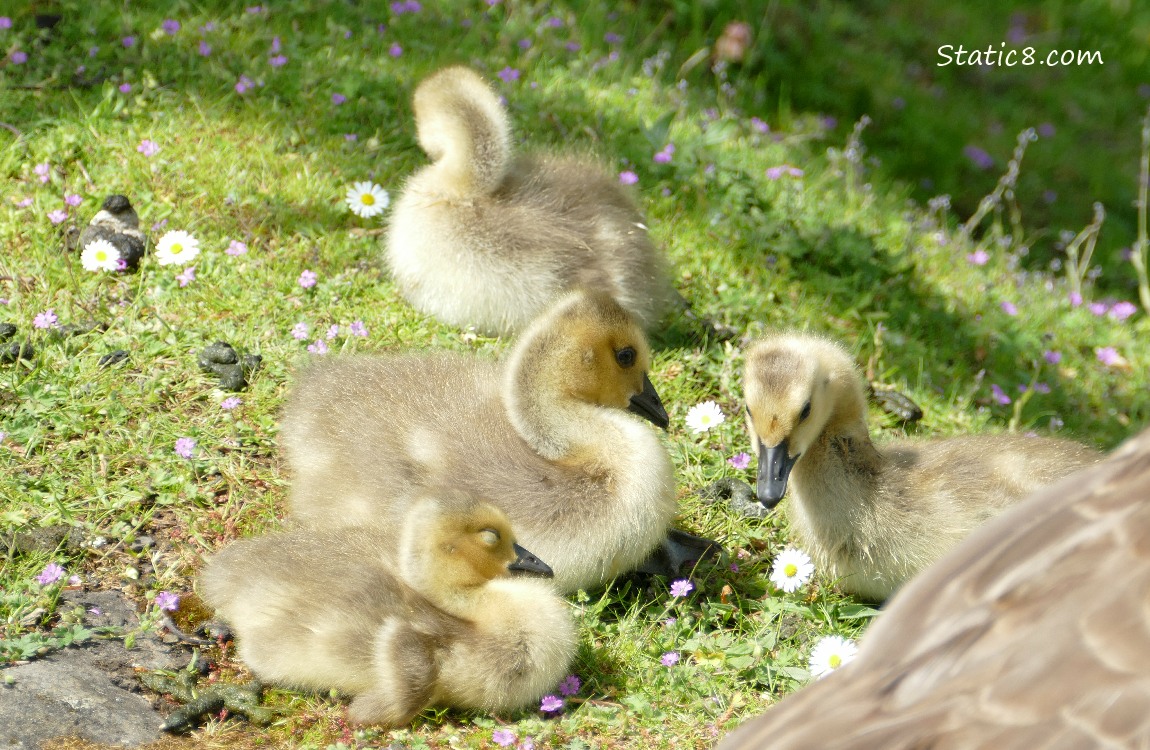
281, 290, 690, 594
385, 65, 675, 337
743, 332, 1100, 601
199, 493, 574, 728
719, 425, 1150, 750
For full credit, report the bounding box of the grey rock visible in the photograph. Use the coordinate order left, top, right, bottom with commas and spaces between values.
0, 590, 183, 750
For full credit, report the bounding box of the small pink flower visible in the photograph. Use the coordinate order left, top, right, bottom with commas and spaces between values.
226, 239, 248, 256
137, 139, 160, 157
990, 384, 1011, 405
48, 209, 68, 224
119, 83, 132, 93
307, 339, 329, 355
33, 309, 58, 329
221, 396, 242, 410
325, 324, 340, 340
619, 170, 638, 185
298, 269, 318, 288
1109, 301, 1138, 321
198, 40, 212, 56
497, 67, 521, 83
661, 651, 680, 667
766, 165, 804, 180
349, 320, 368, 337
492, 730, 516, 747
727, 452, 751, 470
539, 694, 564, 713
155, 591, 180, 611
64, 194, 82, 207
122, 36, 136, 48
558, 674, 581, 696
176, 266, 196, 287
174, 437, 196, 458
966, 249, 989, 265
331, 92, 346, 105
388, 43, 403, 57
36, 563, 66, 586
1095, 347, 1122, 367
1088, 301, 1109, 317
291, 322, 310, 340
1068, 291, 1083, 307
1000, 301, 1018, 316
1043, 350, 1062, 364
11, 50, 27, 64
670, 578, 693, 597
653, 144, 675, 164
34, 162, 51, 183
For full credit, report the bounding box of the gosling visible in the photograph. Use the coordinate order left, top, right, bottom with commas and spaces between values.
385, 65, 675, 336
199, 492, 575, 728
743, 332, 1100, 601
719, 425, 1150, 750
281, 289, 682, 594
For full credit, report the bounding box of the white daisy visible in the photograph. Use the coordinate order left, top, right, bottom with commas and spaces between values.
808, 635, 858, 679
154, 230, 201, 266
684, 400, 725, 433
345, 181, 389, 218
769, 547, 814, 593
80, 238, 122, 272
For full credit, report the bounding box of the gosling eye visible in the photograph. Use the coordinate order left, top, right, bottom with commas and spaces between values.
799, 401, 812, 423
615, 347, 637, 368
478, 528, 500, 546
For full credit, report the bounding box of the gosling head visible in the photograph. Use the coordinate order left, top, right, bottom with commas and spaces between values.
403, 494, 554, 593
743, 334, 862, 508
510, 290, 669, 431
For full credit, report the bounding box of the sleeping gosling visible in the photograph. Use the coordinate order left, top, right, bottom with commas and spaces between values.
198, 492, 575, 728
743, 332, 1100, 601
280, 289, 681, 594
719, 425, 1150, 750
385, 65, 675, 336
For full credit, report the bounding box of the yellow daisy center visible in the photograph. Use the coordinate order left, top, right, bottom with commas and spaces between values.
171, 243, 184, 255
784, 563, 798, 577
360, 194, 375, 206
828, 654, 841, 669
95, 250, 108, 261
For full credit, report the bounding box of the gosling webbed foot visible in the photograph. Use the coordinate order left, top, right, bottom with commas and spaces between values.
635, 527, 724, 578
699, 478, 766, 519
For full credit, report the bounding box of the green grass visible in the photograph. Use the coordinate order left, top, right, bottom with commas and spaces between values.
2, 1, 1148, 748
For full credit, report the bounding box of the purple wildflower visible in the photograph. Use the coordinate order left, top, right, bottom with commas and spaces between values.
605, 32, 622, 43
291, 322, 310, 340
37, 563, 66, 586
728, 452, 751, 470
221, 396, 242, 410
349, 320, 368, 337
176, 266, 196, 287
766, 165, 803, 179
1095, 347, 1122, 366
345, 133, 358, 142
119, 83, 132, 93
270, 36, 281, 53
963, 145, 995, 170
269, 54, 288, 67
1000, 301, 1018, 316
331, 93, 346, 105
0, 17, 11, 29
518, 38, 532, 49
235, 75, 255, 94
1109, 301, 1138, 321
226, 239, 248, 256
966, 249, 989, 265
539, 695, 564, 713
65, 194, 82, 207
155, 591, 180, 611
1068, 291, 1083, 306
669, 578, 693, 598
198, 40, 212, 56
1034, 382, 1052, 394
497, 67, 521, 83
174, 437, 196, 458
16, 197, 32, 208
137, 139, 160, 157
653, 144, 675, 164
750, 117, 769, 133
388, 43, 403, 57
1088, 301, 1109, 316
122, 36, 136, 48
34, 162, 51, 183
151, 219, 167, 232
325, 324, 340, 340
1043, 350, 1062, 364
1038, 122, 1055, 138
558, 674, 581, 696
48, 209, 68, 224
307, 339, 329, 355
33, 309, 58, 329
565, 41, 581, 52
162, 19, 180, 34
618, 170, 638, 185
661, 651, 681, 667
11, 50, 27, 64
990, 384, 1012, 405
298, 269, 318, 288
492, 730, 516, 747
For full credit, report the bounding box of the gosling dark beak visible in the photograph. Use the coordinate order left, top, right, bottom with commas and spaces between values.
627, 374, 670, 430
509, 542, 554, 578
757, 439, 799, 508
